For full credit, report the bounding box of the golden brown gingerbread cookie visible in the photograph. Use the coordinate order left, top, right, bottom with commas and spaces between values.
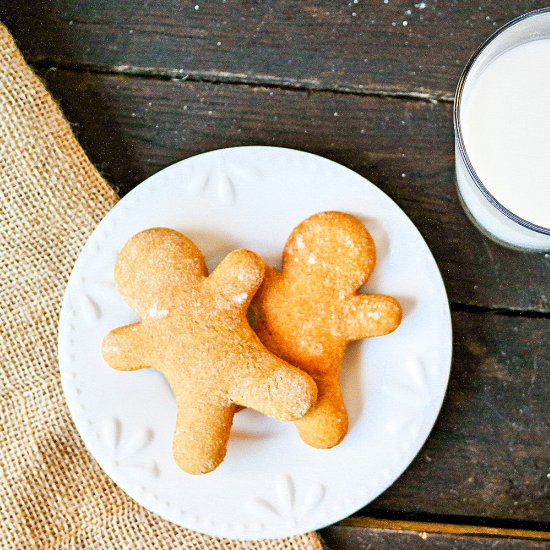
102, 228, 317, 474
251, 212, 402, 449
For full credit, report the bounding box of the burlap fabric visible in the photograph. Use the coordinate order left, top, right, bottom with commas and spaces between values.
0, 24, 321, 549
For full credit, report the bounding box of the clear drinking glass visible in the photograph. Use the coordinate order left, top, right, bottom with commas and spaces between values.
454, 8, 550, 251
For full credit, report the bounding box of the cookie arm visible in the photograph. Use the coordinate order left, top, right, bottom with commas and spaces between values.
205, 249, 264, 306
172, 394, 236, 474
229, 349, 317, 422
102, 322, 155, 371
344, 294, 402, 341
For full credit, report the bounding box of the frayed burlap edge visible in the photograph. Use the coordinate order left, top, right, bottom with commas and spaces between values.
0, 23, 321, 550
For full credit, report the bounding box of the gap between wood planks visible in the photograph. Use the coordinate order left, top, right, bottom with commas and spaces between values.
451, 302, 550, 320
335, 517, 550, 542
30, 58, 454, 104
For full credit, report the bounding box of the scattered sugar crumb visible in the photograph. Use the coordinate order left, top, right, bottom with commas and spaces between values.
194, 4, 199, 10
295, 235, 305, 250
310, 342, 324, 356
415, 2, 426, 8
405, 9, 412, 15
401, 173, 406, 178
148, 303, 169, 318
216, 41, 221, 46
403, 20, 408, 26
334, 111, 339, 116
232, 293, 248, 305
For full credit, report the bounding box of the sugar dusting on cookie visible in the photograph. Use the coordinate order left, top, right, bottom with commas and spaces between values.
232, 292, 248, 304
147, 302, 169, 318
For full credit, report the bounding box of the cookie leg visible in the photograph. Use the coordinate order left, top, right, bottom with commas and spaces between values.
172, 395, 236, 475
294, 372, 348, 449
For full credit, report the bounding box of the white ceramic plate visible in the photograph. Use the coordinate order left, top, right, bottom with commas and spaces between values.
58, 146, 452, 540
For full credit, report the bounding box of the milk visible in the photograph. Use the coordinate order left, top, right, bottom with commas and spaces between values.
455, 9, 550, 251
461, 39, 550, 230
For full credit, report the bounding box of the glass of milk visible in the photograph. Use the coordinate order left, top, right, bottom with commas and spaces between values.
454, 8, 550, 251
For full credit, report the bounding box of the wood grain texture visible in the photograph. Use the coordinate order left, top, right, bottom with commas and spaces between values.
39, 69, 550, 312
367, 309, 549, 524
2, 0, 550, 98
320, 524, 550, 550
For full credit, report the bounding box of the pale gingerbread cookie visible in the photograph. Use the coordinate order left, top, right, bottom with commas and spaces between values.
251, 212, 402, 449
102, 228, 317, 474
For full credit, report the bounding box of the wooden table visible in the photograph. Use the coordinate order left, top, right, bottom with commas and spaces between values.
2, 1, 548, 547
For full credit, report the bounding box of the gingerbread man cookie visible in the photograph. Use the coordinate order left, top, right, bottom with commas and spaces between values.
251, 212, 402, 449
103, 228, 317, 474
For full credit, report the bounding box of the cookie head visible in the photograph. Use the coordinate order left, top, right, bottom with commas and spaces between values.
114, 228, 207, 319
283, 211, 376, 292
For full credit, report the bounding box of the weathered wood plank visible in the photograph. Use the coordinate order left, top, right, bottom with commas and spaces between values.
335, 517, 550, 540
2, 0, 550, 97
320, 524, 550, 550
366, 309, 549, 524
39, 70, 550, 312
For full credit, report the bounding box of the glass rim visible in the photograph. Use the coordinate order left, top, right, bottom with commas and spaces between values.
454, 7, 550, 236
